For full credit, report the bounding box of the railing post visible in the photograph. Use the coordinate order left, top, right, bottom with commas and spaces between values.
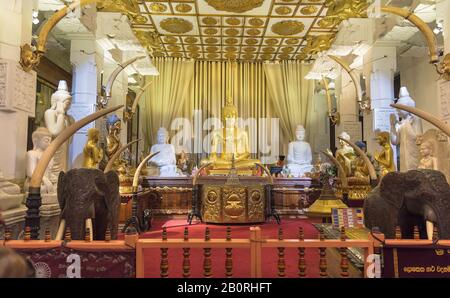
160, 227, 169, 278
339, 227, 349, 278
183, 227, 191, 278
203, 227, 212, 278
225, 226, 233, 278
277, 228, 286, 277
298, 227, 306, 277
318, 228, 327, 278
250, 227, 262, 278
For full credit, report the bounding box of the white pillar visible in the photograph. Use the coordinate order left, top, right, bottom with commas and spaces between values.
68, 34, 98, 168
0, 0, 36, 180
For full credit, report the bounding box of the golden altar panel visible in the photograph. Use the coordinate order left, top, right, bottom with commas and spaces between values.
201, 185, 265, 224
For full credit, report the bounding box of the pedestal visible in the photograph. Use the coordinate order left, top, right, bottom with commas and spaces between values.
0, 204, 27, 239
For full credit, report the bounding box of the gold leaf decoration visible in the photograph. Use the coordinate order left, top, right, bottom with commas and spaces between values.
225, 53, 237, 59
171, 52, 183, 58
296, 53, 308, 60
225, 38, 239, 45
302, 34, 335, 55
247, 28, 261, 36
205, 37, 219, 44
245, 38, 259, 45
285, 38, 300, 45
206, 46, 219, 52
160, 18, 193, 34
242, 54, 255, 60
204, 28, 218, 35
243, 47, 257, 52
207, 53, 219, 59
320, 0, 370, 28
202, 17, 218, 26
205, 0, 265, 13
167, 45, 181, 52
281, 47, 294, 53
225, 28, 239, 36
265, 38, 279, 45
226, 17, 241, 26
300, 5, 318, 15
149, 3, 167, 12
97, 0, 140, 14
187, 45, 200, 52
271, 20, 305, 36
225, 46, 238, 52
184, 37, 198, 44
275, 6, 293, 15
278, 53, 290, 60
164, 36, 178, 43
190, 52, 201, 58
248, 18, 265, 27
262, 47, 275, 53
260, 54, 272, 60
175, 3, 192, 13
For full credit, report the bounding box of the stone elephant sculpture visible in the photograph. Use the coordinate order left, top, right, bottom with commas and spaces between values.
55, 168, 120, 240
364, 169, 450, 239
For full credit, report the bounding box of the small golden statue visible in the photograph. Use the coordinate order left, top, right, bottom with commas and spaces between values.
374, 131, 396, 177
83, 128, 104, 169
352, 141, 370, 179
201, 98, 260, 174
335, 131, 356, 177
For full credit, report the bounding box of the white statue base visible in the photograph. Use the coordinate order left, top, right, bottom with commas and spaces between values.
0, 193, 24, 211
159, 165, 180, 177
286, 164, 313, 177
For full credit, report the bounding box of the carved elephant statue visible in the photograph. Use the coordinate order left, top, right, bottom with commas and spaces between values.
364, 169, 450, 239
55, 168, 120, 240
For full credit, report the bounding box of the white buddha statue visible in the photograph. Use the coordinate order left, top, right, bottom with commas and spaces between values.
286, 125, 313, 177
149, 127, 179, 177
0, 169, 24, 211
25, 127, 56, 194
390, 87, 423, 171
44, 80, 74, 182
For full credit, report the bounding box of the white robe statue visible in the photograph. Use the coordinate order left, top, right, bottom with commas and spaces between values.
44, 81, 74, 182
390, 87, 423, 172
149, 128, 180, 177
286, 125, 313, 177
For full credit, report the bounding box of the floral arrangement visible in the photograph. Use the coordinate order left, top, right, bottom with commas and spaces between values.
318, 162, 337, 186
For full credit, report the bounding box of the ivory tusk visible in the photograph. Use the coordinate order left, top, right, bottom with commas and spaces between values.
132, 152, 160, 191
193, 163, 212, 185
328, 55, 363, 106
321, 150, 348, 189
131, 81, 153, 116
426, 220, 434, 240
104, 139, 142, 173
85, 218, 93, 242
337, 137, 378, 183
391, 104, 450, 138
55, 219, 66, 240
255, 163, 274, 185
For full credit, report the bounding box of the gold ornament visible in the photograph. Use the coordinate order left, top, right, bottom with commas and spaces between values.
225, 38, 239, 45
202, 17, 218, 26
205, 0, 265, 13
300, 5, 318, 15
164, 36, 178, 43
320, 0, 370, 28
278, 53, 290, 60
207, 53, 219, 59
296, 53, 307, 60
160, 18, 193, 34
175, 3, 192, 13
246, 28, 261, 36
149, 3, 167, 12
281, 47, 294, 53
190, 53, 201, 58
243, 54, 255, 60
272, 20, 305, 35
225, 53, 237, 59
265, 38, 279, 45
167, 45, 181, 52
248, 18, 265, 27
206, 46, 219, 52
226, 17, 241, 26
83, 128, 103, 169
262, 47, 275, 53
275, 6, 293, 15
184, 37, 198, 44
285, 38, 300, 45
171, 52, 183, 58
225, 46, 238, 52
302, 34, 335, 55
204, 28, 218, 35
245, 38, 258, 45
260, 54, 272, 60
225, 28, 239, 36
187, 45, 200, 52
243, 47, 257, 52
205, 37, 219, 44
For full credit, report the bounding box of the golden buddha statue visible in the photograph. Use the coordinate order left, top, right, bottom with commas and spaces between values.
335, 131, 356, 177
201, 98, 260, 174
83, 128, 104, 169
374, 131, 395, 177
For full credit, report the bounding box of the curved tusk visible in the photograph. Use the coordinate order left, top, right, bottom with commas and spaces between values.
85, 218, 93, 241
29, 105, 123, 189
104, 139, 142, 173
337, 137, 378, 183
255, 163, 274, 185
104, 56, 147, 100
193, 163, 212, 185
321, 150, 348, 189
381, 6, 439, 64
391, 103, 450, 138
426, 220, 434, 240
132, 152, 160, 190
55, 219, 66, 241
328, 55, 363, 106
131, 81, 153, 116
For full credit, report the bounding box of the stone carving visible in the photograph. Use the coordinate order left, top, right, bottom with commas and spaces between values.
286, 125, 313, 177
416, 129, 450, 182
0, 170, 24, 212
364, 170, 450, 239
149, 127, 179, 177
390, 87, 423, 171
44, 81, 74, 180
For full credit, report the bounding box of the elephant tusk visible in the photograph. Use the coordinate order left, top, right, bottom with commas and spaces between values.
255, 163, 274, 185
55, 219, 66, 241
337, 137, 378, 184
85, 218, 93, 242
380, 6, 439, 65
132, 152, 160, 191
426, 220, 434, 240
321, 150, 348, 189
130, 81, 153, 117
193, 162, 212, 185
29, 105, 124, 190
391, 104, 450, 138
104, 139, 142, 173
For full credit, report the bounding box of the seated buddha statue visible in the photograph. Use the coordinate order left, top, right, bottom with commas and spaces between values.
352, 141, 369, 179
374, 131, 396, 177
201, 98, 259, 173
83, 128, 103, 169
286, 125, 313, 177
335, 131, 356, 177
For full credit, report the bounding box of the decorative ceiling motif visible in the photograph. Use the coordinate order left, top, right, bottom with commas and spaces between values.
98, 0, 371, 62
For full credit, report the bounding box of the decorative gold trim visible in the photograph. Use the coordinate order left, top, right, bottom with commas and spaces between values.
275, 6, 293, 15
205, 0, 265, 13
226, 17, 241, 26
160, 18, 193, 34
149, 3, 167, 13
245, 38, 259, 45
248, 18, 265, 27
300, 5, 318, 15
202, 17, 218, 26
271, 20, 305, 36
175, 3, 192, 13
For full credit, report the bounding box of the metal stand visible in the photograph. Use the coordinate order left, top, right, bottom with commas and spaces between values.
265, 184, 281, 224
24, 187, 42, 239
187, 185, 202, 224
123, 192, 142, 234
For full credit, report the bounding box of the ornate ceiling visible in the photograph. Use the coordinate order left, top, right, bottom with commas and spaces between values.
98, 0, 371, 62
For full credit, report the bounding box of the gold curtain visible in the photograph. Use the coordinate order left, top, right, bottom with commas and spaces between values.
263, 61, 314, 143
141, 57, 195, 149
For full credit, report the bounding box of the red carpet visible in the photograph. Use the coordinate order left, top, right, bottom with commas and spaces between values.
134, 218, 321, 278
